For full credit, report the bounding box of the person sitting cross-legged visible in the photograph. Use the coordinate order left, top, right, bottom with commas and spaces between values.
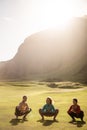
15, 95, 32, 120
67, 98, 85, 123
39, 97, 59, 121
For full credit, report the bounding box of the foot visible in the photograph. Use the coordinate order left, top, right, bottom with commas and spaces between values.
81, 120, 86, 124
41, 117, 44, 121
22, 116, 27, 121
15, 116, 18, 119
53, 117, 56, 121
53, 118, 58, 122
69, 119, 76, 123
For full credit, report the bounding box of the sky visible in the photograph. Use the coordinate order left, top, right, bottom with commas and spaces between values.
0, 0, 87, 62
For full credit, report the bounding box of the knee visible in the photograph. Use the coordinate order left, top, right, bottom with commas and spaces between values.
67, 111, 71, 115
80, 111, 84, 116
15, 106, 20, 116
67, 111, 72, 116
56, 109, 59, 114
29, 108, 32, 112
15, 106, 19, 112
15, 106, 18, 110
53, 109, 59, 116
28, 108, 32, 113
39, 109, 42, 114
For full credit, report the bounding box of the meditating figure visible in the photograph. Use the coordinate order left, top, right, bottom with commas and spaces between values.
15, 95, 31, 120
67, 98, 84, 123
39, 97, 59, 121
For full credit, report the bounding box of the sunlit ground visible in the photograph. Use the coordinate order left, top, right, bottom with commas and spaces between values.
0, 81, 87, 130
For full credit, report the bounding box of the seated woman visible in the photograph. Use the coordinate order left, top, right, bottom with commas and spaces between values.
67, 98, 84, 123
15, 95, 32, 120
39, 97, 59, 121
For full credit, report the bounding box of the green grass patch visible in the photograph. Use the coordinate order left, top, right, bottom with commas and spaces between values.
0, 81, 87, 130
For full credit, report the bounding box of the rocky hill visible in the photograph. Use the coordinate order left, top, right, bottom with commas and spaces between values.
0, 16, 87, 83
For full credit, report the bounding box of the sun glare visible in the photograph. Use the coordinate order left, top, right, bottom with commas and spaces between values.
33, 0, 81, 30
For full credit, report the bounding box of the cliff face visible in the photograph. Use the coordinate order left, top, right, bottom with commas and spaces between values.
0, 16, 87, 83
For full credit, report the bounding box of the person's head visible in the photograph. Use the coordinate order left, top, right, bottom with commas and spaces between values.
46, 97, 52, 104
73, 98, 78, 105
22, 95, 27, 102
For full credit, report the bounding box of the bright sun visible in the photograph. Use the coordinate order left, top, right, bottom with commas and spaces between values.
32, 0, 81, 30
43, 0, 74, 28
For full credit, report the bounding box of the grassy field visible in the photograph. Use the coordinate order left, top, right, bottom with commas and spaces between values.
0, 81, 87, 130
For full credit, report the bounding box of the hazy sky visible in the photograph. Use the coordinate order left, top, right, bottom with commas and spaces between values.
0, 0, 87, 61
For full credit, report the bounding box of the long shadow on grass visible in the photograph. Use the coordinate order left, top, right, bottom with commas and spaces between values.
69, 121, 86, 127
9, 118, 28, 126
37, 119, 58, 126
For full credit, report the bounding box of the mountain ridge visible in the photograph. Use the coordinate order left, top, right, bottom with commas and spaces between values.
0, 16, 87, 83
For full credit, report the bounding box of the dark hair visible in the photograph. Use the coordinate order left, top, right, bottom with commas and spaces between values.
47, 97, 52, 104
23, 95, 27, 99
73, 98, 78, 103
